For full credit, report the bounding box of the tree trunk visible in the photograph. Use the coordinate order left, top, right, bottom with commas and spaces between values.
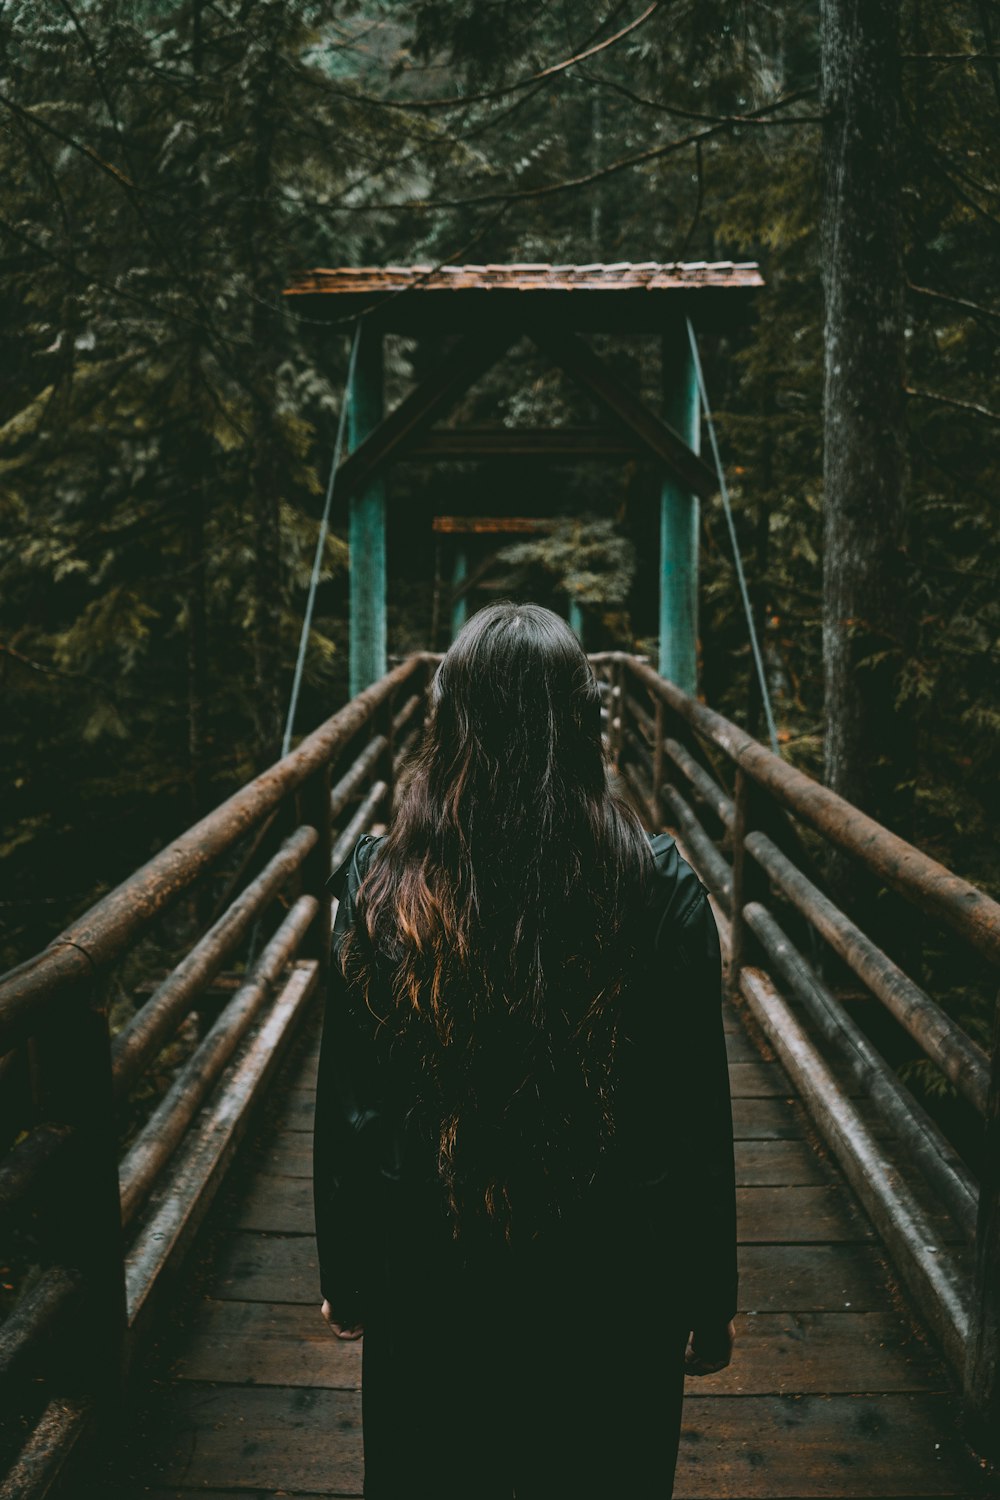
185, 477, 209, 818
250, 401, 283, 768
820, 0, 910, 832
246, 32, 283, 771
185, 0, 210, 823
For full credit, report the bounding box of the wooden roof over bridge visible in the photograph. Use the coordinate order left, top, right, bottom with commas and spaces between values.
284, 261, 764, 333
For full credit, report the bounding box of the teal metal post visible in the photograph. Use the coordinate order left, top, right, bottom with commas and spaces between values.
450, 546, 468, 639
568, 595, 585, 645
348, 326, 387, 696
659, 320, 701, 693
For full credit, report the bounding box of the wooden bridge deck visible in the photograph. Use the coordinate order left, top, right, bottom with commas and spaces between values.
95, 983, 993, 1500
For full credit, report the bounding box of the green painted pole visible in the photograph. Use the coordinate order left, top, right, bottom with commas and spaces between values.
568, 595, 585, 646
450, 546, 468, 639
348, 326, 387, 696
659, 320, 701, 694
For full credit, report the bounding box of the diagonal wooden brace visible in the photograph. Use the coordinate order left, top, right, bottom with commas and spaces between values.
333, 329, 515, 506
529, 326, 717, 499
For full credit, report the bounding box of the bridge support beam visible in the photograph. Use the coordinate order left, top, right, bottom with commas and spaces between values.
348, 326, 387, 697
450, 546, 468, 639
568, 595, 585, 645
659, 321, 701, 694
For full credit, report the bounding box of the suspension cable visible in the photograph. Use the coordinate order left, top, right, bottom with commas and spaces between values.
686, 318, 780, 756
281, 318, 362, 757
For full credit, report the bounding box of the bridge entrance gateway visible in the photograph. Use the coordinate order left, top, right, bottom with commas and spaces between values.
282, 262, 762, 697
1, 653, 997, 1498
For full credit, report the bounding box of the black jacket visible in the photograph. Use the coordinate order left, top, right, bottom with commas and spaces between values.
312, 830, 738, 1331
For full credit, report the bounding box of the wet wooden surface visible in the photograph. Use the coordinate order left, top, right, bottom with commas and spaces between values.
101, 992, 993, 1499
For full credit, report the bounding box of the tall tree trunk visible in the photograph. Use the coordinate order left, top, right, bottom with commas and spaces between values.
186, 0, 209, 822
250, 395, 283, 767
185, 476, 209, 817
820, 0, 910, 834
247, 29, 283, 771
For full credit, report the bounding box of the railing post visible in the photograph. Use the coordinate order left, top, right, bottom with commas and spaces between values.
298, 762, 333, 973
611, 657, 625, 767
650, 694, 665, 827
35, 976, 127, 1424
729, 769, 753, 1000
964, 985, 1000, 1457
378, 685, 397, 821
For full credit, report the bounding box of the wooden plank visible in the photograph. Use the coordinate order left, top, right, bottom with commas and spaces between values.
229, 1175, 877, 1246
234, 1173, 313, 1233
673, 1391, 990, 1497
209, 1232, 320, 1304
134, 1387, 988, 1499
169, 1301, 940, 1399
731, 1096, 809, 1140
725, 1028, 766, 1062
278, 1060, 317, 1099
270, 1087, 317, 1133
266, 1131, 834, 1188
137, 1383, 363, 1494
431, 513, 556, 531
735, 1139, 832, 1186
529, 326, 718, 498
170, 1299, 362, 1390
696, 1310, 942, 1396
259, 1133, 312, 1177
208, 1237, 899, 1318
731, 1095, 894, 1141
737, 1244, 894, 1312
728, 1059, 795, 1096
737, 1185, 875, 1244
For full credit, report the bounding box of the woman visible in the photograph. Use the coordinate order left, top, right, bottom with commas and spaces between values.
312, 602, 738, 1499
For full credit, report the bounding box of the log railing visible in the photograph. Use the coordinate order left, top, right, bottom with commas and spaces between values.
591, 650, 1000, 1454
2, 643, 997, 1490
0, 652, 433, 1499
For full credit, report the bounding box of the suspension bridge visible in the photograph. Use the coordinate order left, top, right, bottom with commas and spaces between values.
1, 265, 997, 1497
0, 652, 997, 1498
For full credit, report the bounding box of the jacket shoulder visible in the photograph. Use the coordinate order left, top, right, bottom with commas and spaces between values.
325, 831, 385, 904
644, 831, 710, 952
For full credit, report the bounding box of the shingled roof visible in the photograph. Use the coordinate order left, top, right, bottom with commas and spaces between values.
284, 261, 763, 333
286, 261, 762, 294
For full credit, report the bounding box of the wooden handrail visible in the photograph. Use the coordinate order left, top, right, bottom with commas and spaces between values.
605, 650, 1000, 1450
0, 654, 432, 1500
0, 654, 430, 1050
617, 652, 1000, 966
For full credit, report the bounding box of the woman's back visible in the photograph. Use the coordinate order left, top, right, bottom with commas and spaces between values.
311, 601, 737, 1498
314, 824, 736, 1499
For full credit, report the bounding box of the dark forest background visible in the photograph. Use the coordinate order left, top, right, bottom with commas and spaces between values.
1, 0, 997, 994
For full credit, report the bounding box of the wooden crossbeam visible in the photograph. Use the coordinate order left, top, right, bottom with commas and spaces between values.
411, 427, 644, 459
529, 327, 717, 499
432, 516, 556, 534
333, 331, 514, 506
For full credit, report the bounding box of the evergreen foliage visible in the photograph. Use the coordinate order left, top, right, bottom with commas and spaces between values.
1, 0, 996, 984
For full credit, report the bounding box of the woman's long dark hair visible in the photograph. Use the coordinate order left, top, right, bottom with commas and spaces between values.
339, 602, 656, 1247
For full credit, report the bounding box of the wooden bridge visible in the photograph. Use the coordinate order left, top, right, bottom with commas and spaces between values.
1, 652, 998, 1499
